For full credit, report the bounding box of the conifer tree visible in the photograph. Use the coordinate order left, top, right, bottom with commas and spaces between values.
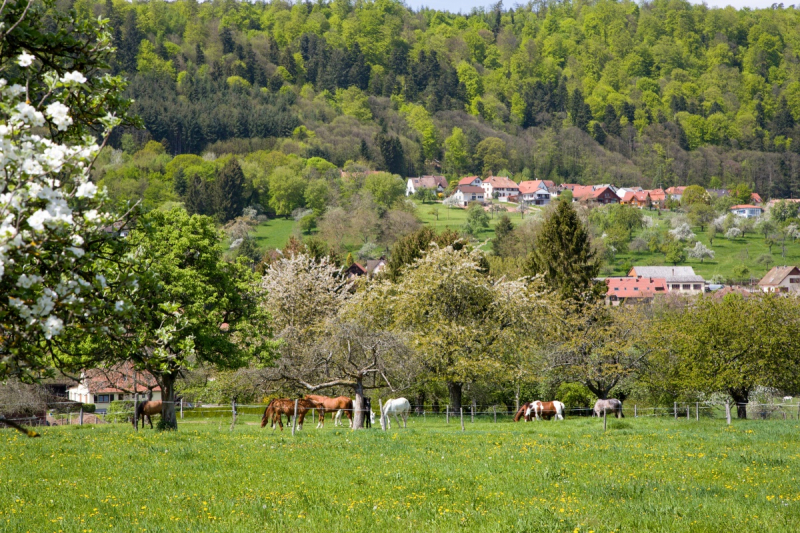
525, 201, 600, 299
214, 158, 245, 222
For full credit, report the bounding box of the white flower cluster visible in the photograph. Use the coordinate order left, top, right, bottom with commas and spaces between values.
1, 62, 123, 345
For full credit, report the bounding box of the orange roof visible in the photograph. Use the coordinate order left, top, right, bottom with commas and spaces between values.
633, 191, 650, 202
571, 185, 596, 199
751, 193, 763, 204
81, 362, 161, 394
621, 191, 635, 203
606, 277, 667, 298
458, 176, 481, 186
483, 176, 519, 189
518, 180, 550, 194
730, 204, 762, 210
666, 186, 687, 195
645, 189, 666, 201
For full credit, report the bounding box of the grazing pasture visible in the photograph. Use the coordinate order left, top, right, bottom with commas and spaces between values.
1, 417, 799, 532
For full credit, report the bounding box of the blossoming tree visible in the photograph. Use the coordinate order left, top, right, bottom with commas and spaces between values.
1, 0, 137, 382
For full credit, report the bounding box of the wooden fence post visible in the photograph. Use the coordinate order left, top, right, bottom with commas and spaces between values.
180, 399, 183, 419
134, 393, 138, 432
634, 405, 637, 418
493, 405, 497, 423
79, 408, 83, 426
674, 402, 677, 419
291, 399, 299, 436
446, 405, 449, 425
725, 401, 731, 425
423, 409, 426, 422
230, 400, 237, 431
378, 399, 385, 431
686, 406, 690, 419
603, 408, 607, 431
696, 402, 699, 421
470, 405, 474, 423
460, 408, 464, 432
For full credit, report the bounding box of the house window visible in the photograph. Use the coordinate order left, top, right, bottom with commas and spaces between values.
672, 284, 681, 290
614, 287, 619, 291
634, 287, 639, 291
693, 284, 702, 290
790, 278, 800, 284
96, 394, 110, 403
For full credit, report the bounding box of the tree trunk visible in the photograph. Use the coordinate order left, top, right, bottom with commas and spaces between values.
585, 380, 610, 400
729, 387, 749, 419
416, 390, 425, 414
448, 382, 462, 413
432, 398, 440, 413
352, 378, 365, 430
160, 373, 178, 429
514, 382, 520, 412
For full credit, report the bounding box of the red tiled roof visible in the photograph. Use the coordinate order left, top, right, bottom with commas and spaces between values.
621, 191, 635, 203
645, 189, 666, 201
606, 277, 667, 298
81, 362, 160, 394
409, 176, 447, 189
633, 191, 650, 202
457, 185, 484, 194
518, 180, 549, 194
571, 185, 596, 199
750, 193, 763, 204
483, 176, 519, 189
730, 204, 762, 210
458, 176, 481, 186
666, 186, 687, 195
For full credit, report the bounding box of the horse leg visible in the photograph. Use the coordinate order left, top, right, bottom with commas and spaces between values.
403, 411, 408, 429
316, 409, 323, 429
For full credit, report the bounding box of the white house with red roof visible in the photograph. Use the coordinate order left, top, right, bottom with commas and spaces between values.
457, 176, 482, 187
406, 175, 448, 196
481, 176, 519, 201
605, 277, 667, 305
68, 362, 161, 412
518, 180, 551, 205
729, 204, 763, 219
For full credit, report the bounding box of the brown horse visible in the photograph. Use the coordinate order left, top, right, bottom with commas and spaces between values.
514, 402, 535, 422
526, 401, 565, 421
134, 400, 162, 429
260, 398, 319, 431
304, 395, 353, 428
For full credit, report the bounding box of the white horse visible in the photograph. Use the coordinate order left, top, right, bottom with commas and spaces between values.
333, 409, 352, 427
380, 398, 410, 430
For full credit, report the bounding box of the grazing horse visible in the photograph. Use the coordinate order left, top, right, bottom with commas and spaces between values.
303, 395, 353, 429
526, 401, 566, 421
380, 398, 410, 430
514, 402, 535, 422
593, 399, 624, 418
134, 400, 162, 429
261, 398, 319, 431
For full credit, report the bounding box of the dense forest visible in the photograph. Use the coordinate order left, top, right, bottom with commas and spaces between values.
76, 0, 800, 200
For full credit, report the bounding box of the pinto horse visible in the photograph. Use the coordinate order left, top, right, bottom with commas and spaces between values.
514, 402, 535, 422
260, 398, 319, 431
134, 400, 162, 429
304, 395, 353, 429
593, 399, 624, 418
526, 401, 566, 421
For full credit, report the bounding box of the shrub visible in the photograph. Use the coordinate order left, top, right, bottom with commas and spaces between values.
556, 383, 596, 414
81, 403, 96, 413
106, 400, 135, 423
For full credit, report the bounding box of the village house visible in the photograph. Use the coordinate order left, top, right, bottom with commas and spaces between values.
517, 180, 551, 205
665, 186, 687, 201
572, 185, 620, 205
449, 185, 485, 207
406, 175, 447, 196
345, 257, 388, 278
68, 362, 160, 413
457, 176, 483, 187
645, 188, 666, 208
481, 176, 519, 201
729, 204, 763, 218
766, 198, 800, 216
620, 190, 651, 208
758, 266, 800, 294
628, 266, 705, 295
616, 187, 643, 199
605, 277, 667, 306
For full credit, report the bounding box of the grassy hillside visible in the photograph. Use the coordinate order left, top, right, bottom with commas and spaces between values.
2, 417, 799, 532
250, 217, 297, 250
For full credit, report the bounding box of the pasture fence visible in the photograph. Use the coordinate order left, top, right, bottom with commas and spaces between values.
4, 399, 799, 433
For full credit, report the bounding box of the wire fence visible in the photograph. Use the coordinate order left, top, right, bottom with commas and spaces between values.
3, 399, 799, 430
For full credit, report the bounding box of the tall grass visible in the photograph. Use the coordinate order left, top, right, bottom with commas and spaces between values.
2, 417, 798, 532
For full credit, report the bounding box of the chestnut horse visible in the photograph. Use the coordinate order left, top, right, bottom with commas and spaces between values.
134, 400, 162, 429
514, 402, 535, 422
526, 401, 565, 421
304, 395, 353, 429
260, 398, 319, 431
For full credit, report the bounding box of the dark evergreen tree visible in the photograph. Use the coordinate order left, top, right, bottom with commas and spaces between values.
119, 10, 142, 73
214, 158, 246, 222
524, 200, 600, 300
220, 26, 235, 55
676, 122, 690, 151
604, 104, 621, 137
195, 43, 205, 65
492, 214, 515, 257
376, 133, 405, 176
185, 175, 212, 217
774, 97, 795, 137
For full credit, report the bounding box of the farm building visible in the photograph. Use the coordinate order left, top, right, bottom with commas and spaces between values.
517, 180, 551, 205
758, 266, 800, 294
406, 175, 447, 196
729, 205, 763, 218
604, 277, 667, 305
450, 185, 485, 206
628, 266, 705, 295
68, 362, 160, 413
481, 176, 519, 201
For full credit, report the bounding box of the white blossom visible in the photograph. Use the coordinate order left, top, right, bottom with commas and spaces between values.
17, 52, 35, 67
27, 209, 51, 231
22, 158, 44, 175
75, 181, 97, 198
60, 71, 87, 85
68, 246, 85, 257
42, 316, 64, 339
15, 102, 45, 126
115, 300, 125, 312
17, 273, 43, 288
45, 101, 72, 131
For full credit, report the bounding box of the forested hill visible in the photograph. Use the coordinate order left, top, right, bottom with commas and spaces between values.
90, 0, 800, 196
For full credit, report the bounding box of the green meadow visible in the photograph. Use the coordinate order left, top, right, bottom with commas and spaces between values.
2, 416, 799, 532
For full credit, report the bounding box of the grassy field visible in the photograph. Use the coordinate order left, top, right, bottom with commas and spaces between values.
2, 416, 799, 532
250, 217, 297, 250
610, 211, 800, 280
415, 201, 540, 243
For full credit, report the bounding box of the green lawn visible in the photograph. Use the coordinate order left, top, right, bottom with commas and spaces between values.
3, 417, 799, 532
610, 211, 800, 280
415, 200, 540, 244
250, 217, 297, 250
